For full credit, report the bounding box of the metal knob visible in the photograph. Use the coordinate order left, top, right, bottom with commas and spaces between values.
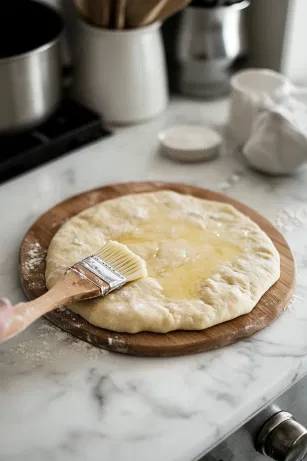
256, 411, 307, 461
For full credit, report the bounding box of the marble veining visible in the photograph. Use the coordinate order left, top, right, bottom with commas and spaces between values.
1, 97, 307, 461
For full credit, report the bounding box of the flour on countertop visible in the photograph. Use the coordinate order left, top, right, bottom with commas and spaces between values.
218, 170, 244, 192
275, 206, 307, 233
3, 322, 108, 365
286, 294, 303, 312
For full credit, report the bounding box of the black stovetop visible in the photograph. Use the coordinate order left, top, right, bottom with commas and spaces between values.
0, 99, 112, 184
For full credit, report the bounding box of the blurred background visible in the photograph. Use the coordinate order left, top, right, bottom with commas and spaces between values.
44, 0, 307, 85
2, 0, 307, 179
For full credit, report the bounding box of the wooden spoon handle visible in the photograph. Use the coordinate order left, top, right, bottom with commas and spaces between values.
2, 270, 102, 342
140, 0, 169, 26
114, 0, 127, 29
101, 0, 111, 27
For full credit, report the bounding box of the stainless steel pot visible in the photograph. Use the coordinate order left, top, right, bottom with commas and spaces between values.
176, 0, 250, 98
0, 1, 64, 133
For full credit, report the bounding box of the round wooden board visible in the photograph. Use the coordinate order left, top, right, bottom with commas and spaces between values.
19, 181, 295, 357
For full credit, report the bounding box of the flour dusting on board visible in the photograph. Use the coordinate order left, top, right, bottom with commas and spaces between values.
23, 242, 47, 274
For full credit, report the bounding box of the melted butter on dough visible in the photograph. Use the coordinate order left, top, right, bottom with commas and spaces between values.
45, 191, 280, 333
118, 215, 241, 300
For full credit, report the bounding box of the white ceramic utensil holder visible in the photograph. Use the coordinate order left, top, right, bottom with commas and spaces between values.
73, 20, 169, 124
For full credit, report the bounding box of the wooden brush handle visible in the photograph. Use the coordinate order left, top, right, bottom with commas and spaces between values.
2, 270, 104, 342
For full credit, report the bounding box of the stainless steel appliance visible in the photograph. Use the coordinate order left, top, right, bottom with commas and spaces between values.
201, 375, 307, 461
176, 0, 250, 98
0, 0, 64, 133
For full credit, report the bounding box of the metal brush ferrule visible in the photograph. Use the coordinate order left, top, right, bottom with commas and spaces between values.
78, 255, 126, 292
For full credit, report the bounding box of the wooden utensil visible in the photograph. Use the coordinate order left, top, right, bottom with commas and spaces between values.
154, 0, 191, 24
19, 181, 295, 357
114, 0, 127, 29
126, 0, 155, 28
74, 0, 90, 23
126, 0, 191, 27
139, 0, 169, 26
74, 0, 111, 28
101, 0, 111, 27
126, 0, 163, 27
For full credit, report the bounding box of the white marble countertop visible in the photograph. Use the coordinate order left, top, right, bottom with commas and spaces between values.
1, 97, 307, 461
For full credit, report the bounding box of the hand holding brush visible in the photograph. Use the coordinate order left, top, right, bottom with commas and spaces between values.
0, 241, 147, 343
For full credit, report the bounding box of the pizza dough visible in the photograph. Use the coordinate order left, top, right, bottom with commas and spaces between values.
45, 191, 280, 333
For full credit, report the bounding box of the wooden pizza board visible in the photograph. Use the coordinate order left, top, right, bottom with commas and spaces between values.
19, 182, 295, 356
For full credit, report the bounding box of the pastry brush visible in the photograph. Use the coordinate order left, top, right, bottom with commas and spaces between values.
2, 241, 147, 342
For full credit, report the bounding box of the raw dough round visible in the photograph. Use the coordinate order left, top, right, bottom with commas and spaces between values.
45, 191, 280, 333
